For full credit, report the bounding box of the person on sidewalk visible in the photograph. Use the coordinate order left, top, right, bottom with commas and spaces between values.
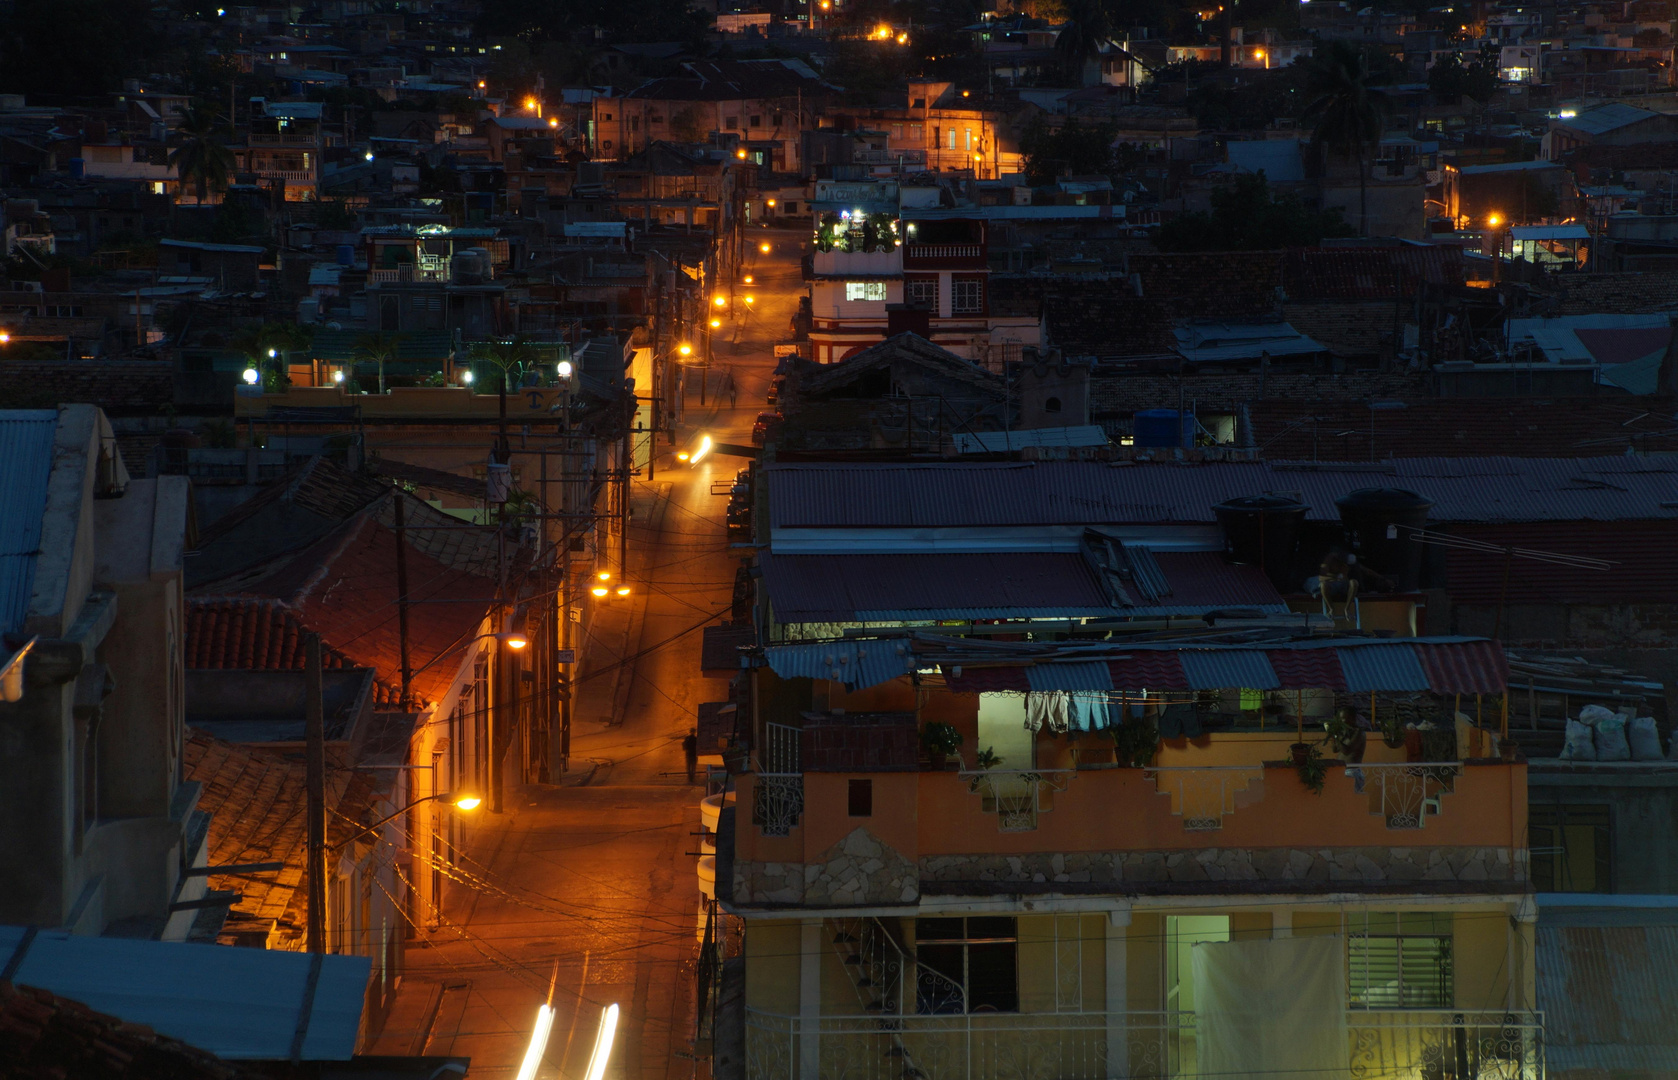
683, 728, 699, 783
727, 371, 737, 409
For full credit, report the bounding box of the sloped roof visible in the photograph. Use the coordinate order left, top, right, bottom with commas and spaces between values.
0, 362, 174, 415
0, 981, 248, 1080
766, 456, 1678, 527
1250, 397, 1678, 459
1538, 923, 1678, 1075
185, 597, 401, 708
1548, 272, 1678, 316
626, 59, 822, 101
800, 332, 1005, 397
1283, 245, 1465, 301
0, 925, 369, 1061
1555, 102, 1660, 136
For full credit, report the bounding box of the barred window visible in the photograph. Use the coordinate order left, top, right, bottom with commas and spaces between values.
1348, 911, 1453, 1008
915, 917, 1018, 1014
952, 278, 983, 314
845, 280, 887, 301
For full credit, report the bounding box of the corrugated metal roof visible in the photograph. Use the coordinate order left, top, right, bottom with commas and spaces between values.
1414, 640, 1507, 694
762, 551, 1115, 623
1027, 660, 1113, 693
763, 640, 915, 690
1180, 650, 1279, 690
1267, 648, 1348, 690
953, 425, 1109, 453
768, 458, 1678, 530
936, 637, 1504, 695
1537, 924, 1678, 1073
1337, 644, 1431, 692
1444, 521, 1678, 605
1110, 652, 1190, 690
0, 410, 57, 636
0, 925, 370, 1060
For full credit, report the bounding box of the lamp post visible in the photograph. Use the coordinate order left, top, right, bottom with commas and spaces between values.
1488, 213, 1504, 285
332, 791, 483, 851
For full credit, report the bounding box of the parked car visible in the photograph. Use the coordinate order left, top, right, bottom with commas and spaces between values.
751, 411, 782, 446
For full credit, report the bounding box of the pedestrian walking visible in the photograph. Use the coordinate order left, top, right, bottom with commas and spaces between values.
682, 728, 699, 784
728, 371, 737, 408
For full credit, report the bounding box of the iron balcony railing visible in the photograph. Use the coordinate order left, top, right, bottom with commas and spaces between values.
744, 1006, 1544, 1080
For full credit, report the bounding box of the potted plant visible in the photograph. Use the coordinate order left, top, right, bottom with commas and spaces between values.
1379, 713, 1407, 749
920, 722, 963, 770
1294, 741, 1329, 795
1499, 737, 1520, 763
1323, 713, 1357, 754
1109, 718, 1160, 768
975, 747, 1004, 770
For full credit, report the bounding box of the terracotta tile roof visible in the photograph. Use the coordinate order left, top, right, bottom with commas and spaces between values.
278, 513, 499, 707
1546, 272, 1678, 317
183, 731, 318, 941
1280, 301, 1399, 359
0, 981, 247, 1080
185, 597, 402, 708
368, 456, 486, 501
184, 729, 398, 948
1250, 397, 1678, 460
0, 361, 173, 415
1282, 246, 1464, 301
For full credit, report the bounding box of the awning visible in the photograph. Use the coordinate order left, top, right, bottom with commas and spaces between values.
763, 640, 914, 690
940, 638, 1506, 696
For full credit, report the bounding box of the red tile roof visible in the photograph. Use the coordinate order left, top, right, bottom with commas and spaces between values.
282, 514, 498, 707
1282, 245, 1464, 301
186, 597, 402, 708
0, 982, 246, 1080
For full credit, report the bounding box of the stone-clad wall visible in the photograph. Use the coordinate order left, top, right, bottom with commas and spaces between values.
733, 832, 1523, 906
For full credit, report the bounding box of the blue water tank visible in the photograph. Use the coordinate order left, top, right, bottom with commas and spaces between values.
336, 244, 355, 267
1133, 409, 1192, 448
67, 157, 84, 179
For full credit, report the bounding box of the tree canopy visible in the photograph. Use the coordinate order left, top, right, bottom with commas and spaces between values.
1153, 173, 1354, 251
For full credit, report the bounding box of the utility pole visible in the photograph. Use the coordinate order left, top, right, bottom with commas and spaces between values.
393, 489, 412, 708
305, 633, 327, 954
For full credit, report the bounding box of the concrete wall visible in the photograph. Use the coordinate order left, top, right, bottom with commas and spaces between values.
1530, 773, 1678, 894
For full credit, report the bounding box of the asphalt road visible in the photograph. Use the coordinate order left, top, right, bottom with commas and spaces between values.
371, 226, 806, 1079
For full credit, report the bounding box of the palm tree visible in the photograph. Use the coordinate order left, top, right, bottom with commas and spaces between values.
1054, 0, 1114, 85
354, 332, 405, 394
168, 104, 236, 205
469, 336, 538, 394
1302, 41, 1389, 237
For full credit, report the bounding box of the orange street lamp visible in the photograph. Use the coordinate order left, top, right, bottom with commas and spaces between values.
710, 317, 722, 329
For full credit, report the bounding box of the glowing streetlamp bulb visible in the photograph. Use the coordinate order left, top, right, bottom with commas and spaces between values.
242, 368, 260, 385
591, 585, 610, 597
332, 369, 345, 383
597, 570, 611, 580
453, 795, 483, 811
1487, 213, 1503, 227
767, 198, 776, 207
736, 148, 748, 159
759, 242, 771, 253
548, 117, 559, 128
364, 151, 375, 161
710, 318, 721, 328
744, 295, 755, 305
502, 633, 529, 650
525, 97, 538, 111
714, 295, 727, 307
0, 332, 11, 344
615, 585, 631, 597
558, 359, 574, 377
743, 274, 754, 284
677, 343, 693, 357
267, 347, 277, 358
462, 369, 475, 384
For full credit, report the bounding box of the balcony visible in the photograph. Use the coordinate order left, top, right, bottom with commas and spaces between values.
903, 243, 983, 262
733, 760, 1526, 905
743, 1007, 1544, 1080
248, 133, 319, 146
811, 248, 902, 278
253, 169, 315, 182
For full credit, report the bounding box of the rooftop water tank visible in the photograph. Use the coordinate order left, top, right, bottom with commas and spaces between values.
1334, 487, 1433, 592
1213, 495, 1308, 593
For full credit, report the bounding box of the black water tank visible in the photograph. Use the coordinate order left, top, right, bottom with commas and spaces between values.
1334, 488, 1433, 591
1213, 495, 1308, 593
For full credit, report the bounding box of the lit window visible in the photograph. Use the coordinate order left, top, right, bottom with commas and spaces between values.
1348, 911, 1454, 1009
846, 281, 887, 301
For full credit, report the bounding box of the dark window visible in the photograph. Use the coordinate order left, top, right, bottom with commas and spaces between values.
952, 278, 983, 314
906, 277, 937, 306
1044, 396, 1062, 413
750, 115, 762, 127
1348, 911, 1453, 1008
726, 116, 739, 129
915, 916, 1017, 1014
1531, 804, 1611, 892
848, 778, 873, 816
